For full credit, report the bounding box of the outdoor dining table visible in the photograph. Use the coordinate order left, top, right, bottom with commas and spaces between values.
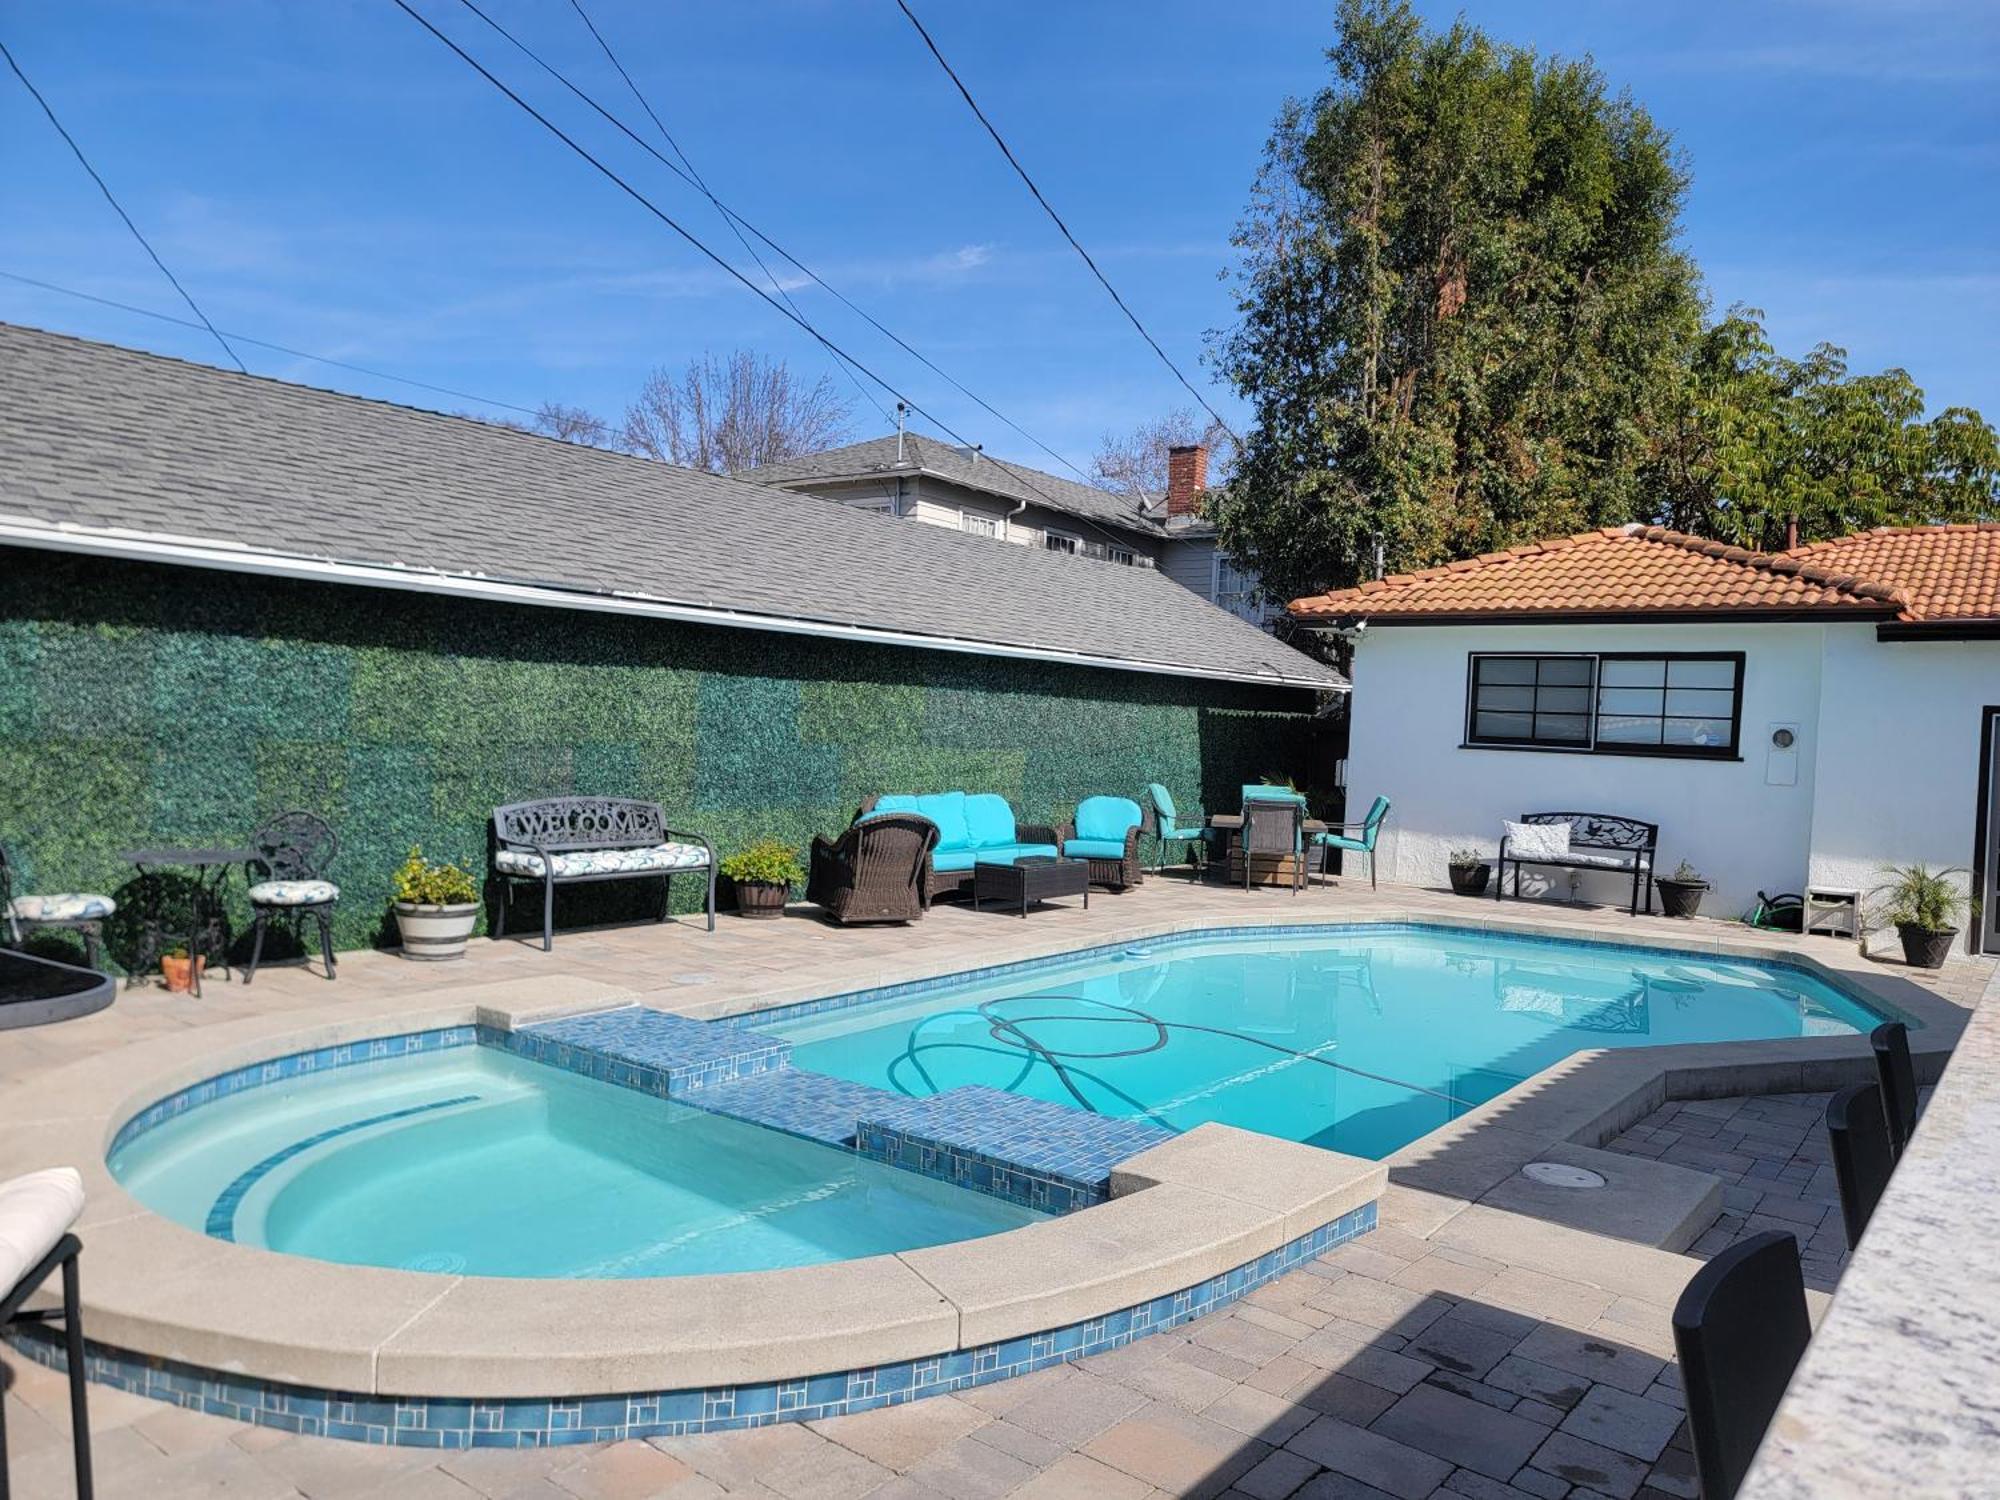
120, 844, 255, 998
1203, 813, 1330, 886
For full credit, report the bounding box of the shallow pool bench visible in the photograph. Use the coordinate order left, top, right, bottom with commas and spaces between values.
1497, 810, 1658, 917
491, 796, 716, 950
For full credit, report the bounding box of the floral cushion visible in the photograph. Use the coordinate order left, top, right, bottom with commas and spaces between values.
248, 879, 340, 907
7, 893, 115, 923
494, 842, 711, 879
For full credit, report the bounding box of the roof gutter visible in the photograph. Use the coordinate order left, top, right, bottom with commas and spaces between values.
1291, 606, 1902, 630
0, 516, 1344, 693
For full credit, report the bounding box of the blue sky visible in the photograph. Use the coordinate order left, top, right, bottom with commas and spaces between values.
3, 1, 1995, 475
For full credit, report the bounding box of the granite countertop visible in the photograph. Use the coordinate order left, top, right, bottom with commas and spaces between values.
1741, 960, 2000, 1498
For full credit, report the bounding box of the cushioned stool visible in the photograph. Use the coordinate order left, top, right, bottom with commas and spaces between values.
0, 1166, 93, 1500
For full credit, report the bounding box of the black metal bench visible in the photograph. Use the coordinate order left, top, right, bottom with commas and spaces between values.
1496, 811, 1658, 917
491, 797, 715, 950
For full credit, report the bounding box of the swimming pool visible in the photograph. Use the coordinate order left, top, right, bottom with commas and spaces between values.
758, 926, 1890, 1159
109, 1044, 1043, 1277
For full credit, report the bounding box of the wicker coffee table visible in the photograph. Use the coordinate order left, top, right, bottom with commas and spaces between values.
972, 856, 1090, 917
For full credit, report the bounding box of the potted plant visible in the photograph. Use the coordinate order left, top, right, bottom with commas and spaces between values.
1655, 860, 1710, 919
160, 946, 204, 993
392, 845, 481, 961
1871, 863, 1966, 970
721, 840, 803, 919
1447, 847, 1491, 897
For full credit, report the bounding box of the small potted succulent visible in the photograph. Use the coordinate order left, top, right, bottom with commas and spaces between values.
1447, 847, 1491, 897
1872, 863, 1965, 970
1655, 860, 1710, 919
160, 946, 204, 993
721, 839, 803, 919
392, 845, 481, 961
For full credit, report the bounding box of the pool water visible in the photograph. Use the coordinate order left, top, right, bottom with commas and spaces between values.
759, 927, 1889, 1160
110, 1046, 1043, 1277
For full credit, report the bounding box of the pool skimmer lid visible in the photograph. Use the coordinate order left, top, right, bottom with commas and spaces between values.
1521, 1161, 1607, 1190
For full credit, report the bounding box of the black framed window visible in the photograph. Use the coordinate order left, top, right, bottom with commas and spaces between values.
1465, 652, 1743, 759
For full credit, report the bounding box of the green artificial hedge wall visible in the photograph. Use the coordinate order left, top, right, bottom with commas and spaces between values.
0, 548, 1320, 960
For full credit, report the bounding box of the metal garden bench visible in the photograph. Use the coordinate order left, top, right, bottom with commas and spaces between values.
1496, 811, 1658, 917
490, 797, 715, 951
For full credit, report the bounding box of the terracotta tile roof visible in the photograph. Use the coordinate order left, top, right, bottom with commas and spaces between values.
1783, 524, 2000, 623
1287, 525, 1912, 622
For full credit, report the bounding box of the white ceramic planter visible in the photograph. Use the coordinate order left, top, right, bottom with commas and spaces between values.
394, 902, 479, 961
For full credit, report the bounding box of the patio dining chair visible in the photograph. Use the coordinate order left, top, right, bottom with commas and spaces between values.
1826, 1079, 1894, 1251
1312, 795, 1391, 890
1870, 1021, 1917, 1158
1145, 783, 1207, 873
0, 1167, 94, 1500
242, 810, 340, 985
0, 843, 117, 972
1241, 796, 1305, 896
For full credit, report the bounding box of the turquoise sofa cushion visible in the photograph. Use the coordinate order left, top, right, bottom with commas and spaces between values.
1063, 837, 1129, 859
962, 793, 1017, 848
866, 794, 922, 820
1074, 795, 1141, 842
932, 847, 980, 872
916, 791, 972, 850
974, 843, 1059, 866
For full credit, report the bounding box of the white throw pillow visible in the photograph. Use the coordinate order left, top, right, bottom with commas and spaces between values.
1504, 820, 1571, 860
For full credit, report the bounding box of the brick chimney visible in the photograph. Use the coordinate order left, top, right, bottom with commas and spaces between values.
1165, 443, 1208, 519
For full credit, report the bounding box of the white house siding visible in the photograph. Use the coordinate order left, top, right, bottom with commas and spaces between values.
1808, 628, 1997, 940
1345, 622, 1830, 918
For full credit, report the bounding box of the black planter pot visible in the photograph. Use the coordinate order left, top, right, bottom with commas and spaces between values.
733, 880, 790, 919
1448, 863, 1491, 897
1896, 921, 1958, 970
1656, 878, 1708, 919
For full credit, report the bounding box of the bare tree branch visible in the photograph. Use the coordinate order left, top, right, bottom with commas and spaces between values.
1090, 408, 1236, 502
621, 351, 853, 473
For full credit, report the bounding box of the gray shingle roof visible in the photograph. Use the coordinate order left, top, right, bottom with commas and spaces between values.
0, 324, 1343, 690
748, 433, 1166, 536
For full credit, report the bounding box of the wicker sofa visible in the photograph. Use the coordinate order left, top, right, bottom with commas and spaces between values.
808, 813, 938, 925
856, 792, 1061, 901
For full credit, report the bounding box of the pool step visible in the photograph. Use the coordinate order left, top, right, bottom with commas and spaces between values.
686, 1070, 905, 1149
506, 1007, 789, 1095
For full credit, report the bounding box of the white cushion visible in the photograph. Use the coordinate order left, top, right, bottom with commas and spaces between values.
8, 893, 115, 923
1504, 820, 1571, 861
0, 1167, 84, 1295
494, 842, 711, 878
248, 879, 340, 906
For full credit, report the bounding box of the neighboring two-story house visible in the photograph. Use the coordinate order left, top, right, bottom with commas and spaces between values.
749, 435, 1278, 630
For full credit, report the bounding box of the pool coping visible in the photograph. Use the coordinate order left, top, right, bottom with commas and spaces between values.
0, 909, 1971, 1438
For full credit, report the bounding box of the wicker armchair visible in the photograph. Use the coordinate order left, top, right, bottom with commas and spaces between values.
808, 813, 939, 924
1058, 796, 1146, 892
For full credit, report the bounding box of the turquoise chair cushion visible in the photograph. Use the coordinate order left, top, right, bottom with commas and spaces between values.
1315, 834, 1369, 853
866, 794, 922, 820
916, 791, 972, 850
1063, 837, 1129, 860
1074, 795, 1141, 842
972, 843, 1059, 866
1242, 784, 1306, 806
932, 847, 980, 872
1148, 782, 1177, 820
962, 793, 1018, 848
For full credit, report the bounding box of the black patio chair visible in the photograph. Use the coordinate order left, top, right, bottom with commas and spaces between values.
242, 811, 340, 985
1870, 1021, 1917, 1159
0, 1172, 94, 1499
1672, 1230, 1812, 1500
1241, 796, 1305, 896
1826, 1080, 1894, 1251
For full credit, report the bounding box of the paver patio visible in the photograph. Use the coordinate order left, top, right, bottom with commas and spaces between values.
3, 874, 1989, 1498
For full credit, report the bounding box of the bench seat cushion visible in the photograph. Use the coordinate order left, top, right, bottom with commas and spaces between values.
0, 1167, 83, 1296
7, 893, 115, 922
248, 879, 340, 906
496, 842, 711, 878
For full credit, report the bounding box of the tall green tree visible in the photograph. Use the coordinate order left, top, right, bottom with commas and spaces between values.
1646, 310, 2000, 550
1211, 0, 1702, 602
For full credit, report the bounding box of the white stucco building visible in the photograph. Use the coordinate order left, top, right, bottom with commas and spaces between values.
1289, 524, 2000, 956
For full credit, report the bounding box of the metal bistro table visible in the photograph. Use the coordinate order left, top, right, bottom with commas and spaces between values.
122, 845, 255, 998
1204, 813, 1330, 887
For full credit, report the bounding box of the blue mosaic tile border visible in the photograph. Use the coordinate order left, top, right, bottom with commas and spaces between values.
12, 1202, 1375, 1447
511, 1007, 790, 1096
683, 1069, 905, 1149
739, 920, 1886, 1030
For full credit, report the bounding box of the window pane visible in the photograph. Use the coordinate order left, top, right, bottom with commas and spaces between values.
1665, 688, 1735, 718
1535, 713, 1590, 742
1667, 658, 1737, 689
1476, 685, 1535, 712
1474, 711, 1534, 740
1536, 685, 1591, 714
1598, 687, 1664, 716
1597, 715, 1663, 744
1537, 658, 1594, 686
1478, 657, 1536, 685
1599, 658, 1666, 687
1663, 717, 1732, 748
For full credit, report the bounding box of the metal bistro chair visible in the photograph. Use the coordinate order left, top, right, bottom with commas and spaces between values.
0, 1167, 94, 1500
0, 843, 117, 973
1144, 784, 1208, 874
1672, 1230, 1813, 1500
1826, 1080, 1895, 1251
1313, 794, 1391, 890
1870, 1020, 1918, 1159
242, 811, 341, 985
1241, 796, 1305, 896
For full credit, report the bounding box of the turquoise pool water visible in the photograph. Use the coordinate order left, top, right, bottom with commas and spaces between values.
759, 927, 1889, 1159
109, 1046, 1042, 1277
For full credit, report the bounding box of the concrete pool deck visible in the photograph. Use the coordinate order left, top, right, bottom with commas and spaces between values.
2, 876, 1992, 1495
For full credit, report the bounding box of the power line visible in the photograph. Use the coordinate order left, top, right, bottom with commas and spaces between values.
0, 36, 247, 375
388, 0, 1095, 525
891, 0, 1236, 438
0, 268, 545, 417
446, 0, 1096, 488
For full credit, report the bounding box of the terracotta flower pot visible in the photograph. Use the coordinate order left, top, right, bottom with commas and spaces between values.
161, 953, 205, 993
734, 881, 789, 919
1896, 922, 1957, 970
395, 901, 480, 961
